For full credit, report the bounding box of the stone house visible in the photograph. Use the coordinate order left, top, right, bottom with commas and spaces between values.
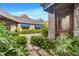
0, 8, 42, 32
41, 3, 79, 39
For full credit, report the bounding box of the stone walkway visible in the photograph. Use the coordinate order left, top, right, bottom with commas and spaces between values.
24, 33, 51, 56
27, 44, 50, 56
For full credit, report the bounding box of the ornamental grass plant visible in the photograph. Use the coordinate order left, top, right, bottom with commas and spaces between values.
0, 22, 28, 56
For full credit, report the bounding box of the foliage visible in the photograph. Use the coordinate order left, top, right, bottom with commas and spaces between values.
41, 22, 48, 37
0, 22, 28, 56
31, 33, 79, 56
21, 29, 42, 34
16, 26, 22, 32
55, 33, 79, 56
31, 36, 55, 52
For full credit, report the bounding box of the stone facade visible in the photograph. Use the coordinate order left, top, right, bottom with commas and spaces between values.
0, 18, 17, 32
47, 4, 79, 39
9, 21, 16, 32
74, 4, 79, 36
48, 12, 55, 39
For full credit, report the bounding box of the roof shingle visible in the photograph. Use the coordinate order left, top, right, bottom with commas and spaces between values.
0, 8, 42, 25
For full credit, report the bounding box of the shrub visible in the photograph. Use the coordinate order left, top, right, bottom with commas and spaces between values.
41, 22, 48, 37
16, 26, 22, 32
31, 36, 55, 52
55, 33, 79, 56
0, 22, 28, 56
21, 29, 42, 34
5, 33, 28, 56
31, 33, 79, 56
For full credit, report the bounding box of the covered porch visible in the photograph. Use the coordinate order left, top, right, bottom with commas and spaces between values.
0, 8, 43, 32
41, 3, 79, 39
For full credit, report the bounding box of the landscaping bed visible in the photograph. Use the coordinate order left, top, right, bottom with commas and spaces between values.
0, 22, 28, 56
20, 29, 42, 34
31, 34, 79, 56
31, 36, 55, 55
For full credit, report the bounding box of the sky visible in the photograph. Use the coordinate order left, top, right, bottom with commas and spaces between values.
0, 3, 48, 21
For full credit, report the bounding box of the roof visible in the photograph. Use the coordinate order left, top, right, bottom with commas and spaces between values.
40, 3, 54, 10
0, 8, 42, 25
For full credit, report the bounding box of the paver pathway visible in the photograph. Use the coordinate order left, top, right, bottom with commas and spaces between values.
23, 33, 51, 56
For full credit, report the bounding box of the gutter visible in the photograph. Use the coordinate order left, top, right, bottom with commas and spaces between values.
44, 3, 54, 10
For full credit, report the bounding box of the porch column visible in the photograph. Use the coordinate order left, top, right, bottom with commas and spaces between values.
17, 24, 22, 32
10, 23, 16, 32
29, 25, 35, 29
48, 12, 55, 39
74, 4, 79, 36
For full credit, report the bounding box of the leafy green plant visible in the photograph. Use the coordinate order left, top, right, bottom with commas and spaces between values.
31, 36, 55, 53
31, 33, 79, 56
41, 22, 48, 37
0, 22, 28, 56
16, 26, 22, 32
21, 29, 42, 34
55, 34, 79, 56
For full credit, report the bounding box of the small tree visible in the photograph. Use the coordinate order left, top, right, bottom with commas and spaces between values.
42, 22, 48, 37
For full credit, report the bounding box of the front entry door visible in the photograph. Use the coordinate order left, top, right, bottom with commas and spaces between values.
55, 5, 74, 36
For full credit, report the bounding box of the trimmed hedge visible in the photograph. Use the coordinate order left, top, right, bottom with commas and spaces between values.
21, 29, 42, 34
